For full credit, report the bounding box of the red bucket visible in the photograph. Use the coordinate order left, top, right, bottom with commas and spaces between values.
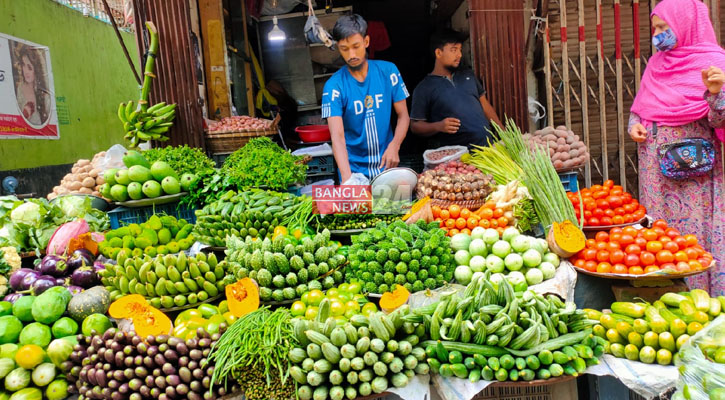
295, 125, 331, 142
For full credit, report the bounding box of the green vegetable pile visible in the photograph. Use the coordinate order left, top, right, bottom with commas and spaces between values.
0, 196, 109, 254
97, 214, 194, 260
346, 220, 456, 294
223, 229, 346, 302
312, 214, 401, 231
0, 287, 82, 399
143, 145, 216, 177
209, 307, 298, 399
222, 137, 307, 191
193, 189, 305, 246
410, 273, 601, 382
287, 299, 430, 399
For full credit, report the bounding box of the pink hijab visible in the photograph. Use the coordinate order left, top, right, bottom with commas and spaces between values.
630, 0, 725, 127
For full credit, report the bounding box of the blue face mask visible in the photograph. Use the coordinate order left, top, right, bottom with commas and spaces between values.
653, 28, 677, 52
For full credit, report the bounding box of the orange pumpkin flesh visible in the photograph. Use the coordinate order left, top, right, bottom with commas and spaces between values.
226, 278, 259, 318
109, 295, 172, 337
380, 285, 410, 313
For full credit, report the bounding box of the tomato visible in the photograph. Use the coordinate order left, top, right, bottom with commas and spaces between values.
440, 209, 450, 220
603, 179, 615, 188
593, 208, 605, 218
479, 219, 490, 228
461, 228, 471, 235
490, 219, 499, 228
685, 248, 699, 260
625, 253, 641, 266
611, 188, 624, 196
305, 307, 319, 320
625, 244, 642, 255
623, 226, 638, 236
574, 259, 587, 269
604, 209, 616, 218
619, 234, 635, 246
633, 210, 646, 220
659, 236, 672, 244
640, 251, 656, 266
584, 199, 597, 211
445, 219, 456, 229
586, 239, 597, 248
675, 261, 691, 272
646, 241, 664, 253
656, 250, 674, 264
467, 217, 479, 230
684, 234, 699, 247
607, 242, 621, 252
613, 207, 626, 216
642, 230, 658, 241
653, 227, 665, 237
431, 205, 441, 218
497, 216, 509, 227
611, 215, 624, 225
674, 236, 688, 249
623, 203, 636, 213
460, 208, 472, 219
607, 196, 623, 208
634, 237, 648, 248
449, 228, 460, 236
595, 241, 608, 251
591, 184, 604, 192
644, 265, 660, 274
597, 262, 612, 273
660, 263, 677, 272
479, 208, 494, 219
674, 251, 689, 262
595, 232, 610, 242
596, 250, 610, 262
580, 188, 592, 197
652, 219, 667, 229
688, 260, 704, 271
596, 199, 610, 209
593, 190, 609, 200
589, 217, 601, 226
601, 217, 613, 226
610, 232, 622, 243
610, 249, 625, 263
454, 217, 465, 229
583, 249, 598, 261
584, 260, 598, 272
629, 266, 644, 275
449, 205, 461, 218
612, 263, 629, 274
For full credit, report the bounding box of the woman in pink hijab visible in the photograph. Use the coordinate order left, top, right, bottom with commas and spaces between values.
630, 0, 725, 295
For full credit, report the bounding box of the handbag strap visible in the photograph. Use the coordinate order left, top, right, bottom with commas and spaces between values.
307, 0, 315, 14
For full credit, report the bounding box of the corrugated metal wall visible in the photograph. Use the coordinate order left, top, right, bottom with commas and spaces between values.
468, 0, 529, 127
132, 0, 206, 148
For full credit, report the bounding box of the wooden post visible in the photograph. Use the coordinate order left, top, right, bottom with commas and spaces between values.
199, 0, 232, 118
578, 0, 591, 187
240, 0, 255, 116
560, 0, 571, 128
633, 0, 641, 91
615, 0, 626, 189
650, 0, 656, 55
545, 17, 554, 127
597, 0, 608, 181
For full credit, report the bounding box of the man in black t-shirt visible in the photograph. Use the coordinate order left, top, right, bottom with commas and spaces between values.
410, 29, 502, 149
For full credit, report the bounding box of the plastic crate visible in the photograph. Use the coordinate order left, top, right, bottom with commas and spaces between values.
558, 171, 579, 192
306, 155, 335, 175
108, 202, 197, 229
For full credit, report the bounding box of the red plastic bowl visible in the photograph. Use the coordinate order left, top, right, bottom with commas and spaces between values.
295, 125, 331, 142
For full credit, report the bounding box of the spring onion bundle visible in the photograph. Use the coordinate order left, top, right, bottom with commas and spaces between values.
494, 119, 579, 229
464, 142, 523, 185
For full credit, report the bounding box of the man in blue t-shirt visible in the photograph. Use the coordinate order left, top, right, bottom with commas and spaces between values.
321, 15, 410, 182
410, 29, 501, 149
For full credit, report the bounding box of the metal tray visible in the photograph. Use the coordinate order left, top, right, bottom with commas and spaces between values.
115, 192, 188, 208
371, 167, 418, 201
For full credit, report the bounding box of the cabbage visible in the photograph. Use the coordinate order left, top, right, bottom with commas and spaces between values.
482, 229, 500, 245
469, 256, 486, 273
31, 363, 56, 387
10, 203, 42, 227
4, 367, 30, 392
485, 255, 505, 273
470, 227, 486, 241
510, 235, 531, 253
454, 266, 473, 285
454, 250, 471, 266
450, 234, 472, 252
468, 239, 487, 257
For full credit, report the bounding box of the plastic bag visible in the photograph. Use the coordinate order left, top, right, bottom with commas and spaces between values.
423, 145, 468, 169
304, 0, 334, 47
342, 173, 370, 186
672, 314, 725, 400
95, 144, 127, 172
291, 143, 333, 157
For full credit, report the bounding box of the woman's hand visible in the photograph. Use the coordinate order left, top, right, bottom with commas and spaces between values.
629, 123, 647, 142
702, 66, 725, 94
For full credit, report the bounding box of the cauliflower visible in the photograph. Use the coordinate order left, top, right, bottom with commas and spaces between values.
0, 246, 21, 274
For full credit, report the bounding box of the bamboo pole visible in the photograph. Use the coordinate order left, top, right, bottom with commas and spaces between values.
560, 0, 571, 128
596, 0, 608, 181
615, 0, 626, 190
100, 0, 142, 85
577, 0, 591, 187
545, 17, 554, 127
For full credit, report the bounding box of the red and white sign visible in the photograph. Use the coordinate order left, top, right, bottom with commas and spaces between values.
0, 33, 59, 139
313, 185, 373, 215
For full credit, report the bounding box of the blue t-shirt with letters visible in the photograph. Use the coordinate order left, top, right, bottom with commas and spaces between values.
321, 60, 409, 179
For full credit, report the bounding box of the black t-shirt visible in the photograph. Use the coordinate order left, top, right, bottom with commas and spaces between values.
410, 69, 493, 148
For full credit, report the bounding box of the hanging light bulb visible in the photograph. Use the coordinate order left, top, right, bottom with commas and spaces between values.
268, 16, 286, 42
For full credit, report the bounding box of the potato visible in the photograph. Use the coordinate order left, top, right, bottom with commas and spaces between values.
572, 135, 581, 143
554, 129, 569, 139
82, 177, 96, 188
57, 187, 70, 195
556, 138, 566, 146
78, 173, 89, 181
77, 159, 91, 167
569, 149, 580, 159
559, 144, 571, 152
92, 191, 101, 197
562, 159, 576, 169
89, 168, 99, 178
95, 176, 105, 185
553, 160, 565, 169
79, 187, 93, 194
543, 134, 557, 142
71, 166, 79, 174
558, 152, 570, 161
540, 126, 555, 136
556, 125, 568, 131
565, 135, 577, 145
69, 181, 83, 191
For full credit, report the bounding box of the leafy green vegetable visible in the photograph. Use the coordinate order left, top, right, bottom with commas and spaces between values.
143, 145, 215, 176
221, 137, 307, 191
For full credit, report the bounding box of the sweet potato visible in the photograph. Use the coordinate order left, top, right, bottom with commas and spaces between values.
556, 137, 567, 145
77, 159, 91, 167
69, 181, 83, 191
79, 187, 93, 194
559, 144, 571, 152
543, 134, 557, 142
553, 160, 565, 169
569, 149, 580, 159
71, 166, 79, 174
554, 129, 569, 139
89, 168, 99, 178
95, 176, 105, 185
82, 177, 96, 188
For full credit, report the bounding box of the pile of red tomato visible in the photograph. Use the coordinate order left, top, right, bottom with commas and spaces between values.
571, 219, 713, 275
567, 180, 647, 227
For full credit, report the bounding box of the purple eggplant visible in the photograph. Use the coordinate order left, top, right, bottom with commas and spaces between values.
30, 275, 58, 295
3, 293, 24, 304
10, 268, 40, 292
56, 277, 67, 286
39, 255, 70, 278
69, 249, 94, 268
93, 261, 106, 273
70, 266, 100, 289
66, 285, 84, 295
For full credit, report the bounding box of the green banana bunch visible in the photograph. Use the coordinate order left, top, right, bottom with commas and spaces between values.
117, 100, 177, 148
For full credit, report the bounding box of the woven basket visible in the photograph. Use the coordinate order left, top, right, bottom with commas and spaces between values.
205, 115, 280, 153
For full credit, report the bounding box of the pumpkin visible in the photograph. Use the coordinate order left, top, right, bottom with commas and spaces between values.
67, 286, 111, 322
108, 295, 172, 338
547, 220, 586, 258
380, 284, 410, 313
225, 278, 259, 318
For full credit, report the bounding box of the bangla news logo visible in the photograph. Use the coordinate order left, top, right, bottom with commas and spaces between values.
311, 185, 413, 215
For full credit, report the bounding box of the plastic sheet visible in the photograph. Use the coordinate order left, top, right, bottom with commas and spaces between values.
672, 315, 725, 400
585, 354, 678, 399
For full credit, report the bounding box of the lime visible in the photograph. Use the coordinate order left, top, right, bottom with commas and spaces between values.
290, 301, 307, 317
301, 292, 310, 305
345, 300, 360, 313
714, 348, 725, 364
338, 283, 350, 293
361, 302, 378, 316
326, 288, 340, 299
222, 312, 238, 326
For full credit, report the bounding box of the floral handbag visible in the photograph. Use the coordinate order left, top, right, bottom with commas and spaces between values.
657, 138, 715, 179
